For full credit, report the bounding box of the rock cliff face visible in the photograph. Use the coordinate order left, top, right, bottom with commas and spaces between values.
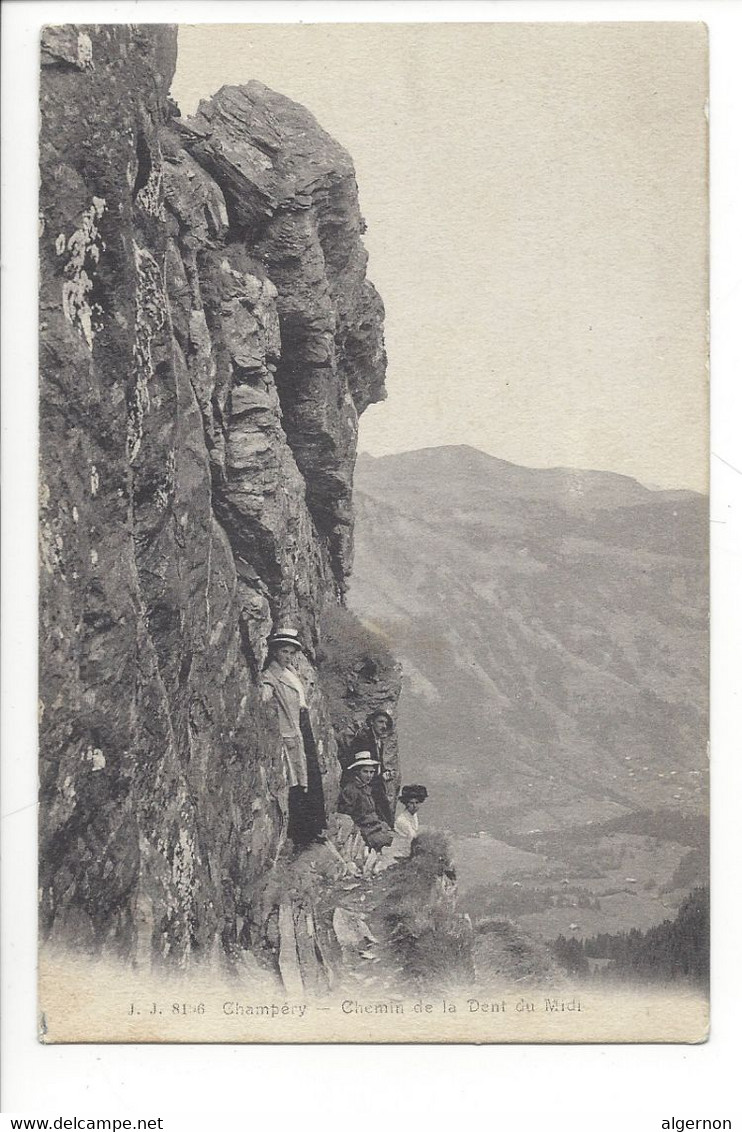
38, 24, 395, 967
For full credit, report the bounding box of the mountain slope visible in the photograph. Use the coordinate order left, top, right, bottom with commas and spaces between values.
349, 446, 708, 843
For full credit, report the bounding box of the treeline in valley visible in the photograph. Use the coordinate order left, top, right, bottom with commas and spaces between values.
549, 887, 709, 984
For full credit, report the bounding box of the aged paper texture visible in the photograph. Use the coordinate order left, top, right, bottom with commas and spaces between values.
38, 21, 708, 1044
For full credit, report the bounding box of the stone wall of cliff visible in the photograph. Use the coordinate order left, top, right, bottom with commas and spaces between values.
38, 24, 397, 967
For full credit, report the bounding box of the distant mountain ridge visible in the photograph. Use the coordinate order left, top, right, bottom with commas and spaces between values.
349, 446, 708, 840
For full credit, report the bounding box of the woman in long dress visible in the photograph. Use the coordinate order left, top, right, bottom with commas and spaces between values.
261, 628, 327, 850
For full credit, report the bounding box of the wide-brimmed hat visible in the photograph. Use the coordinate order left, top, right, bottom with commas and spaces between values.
367, 709, 394, 729
400, 784, 428, 803
347, 752, 380, 772
268, 627, 304, 652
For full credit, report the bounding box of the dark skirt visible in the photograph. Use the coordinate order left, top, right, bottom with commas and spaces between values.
287, 709, 327, 849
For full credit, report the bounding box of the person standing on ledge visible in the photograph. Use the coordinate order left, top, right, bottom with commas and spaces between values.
261, 628, 327, 851
338, 708, 396, 827
337, 752, 394, 851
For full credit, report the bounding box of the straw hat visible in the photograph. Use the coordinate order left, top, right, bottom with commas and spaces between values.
268, 627, 304, 652
346, 752, 380, 772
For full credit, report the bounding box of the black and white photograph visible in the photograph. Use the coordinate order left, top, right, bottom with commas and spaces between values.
33, 19, 710, 1044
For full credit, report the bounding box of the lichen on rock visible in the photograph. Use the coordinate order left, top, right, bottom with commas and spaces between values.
59, 195, 106, 350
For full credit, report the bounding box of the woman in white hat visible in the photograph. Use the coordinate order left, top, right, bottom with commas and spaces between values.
262, 628, 327, 850
337, 752, 394, 851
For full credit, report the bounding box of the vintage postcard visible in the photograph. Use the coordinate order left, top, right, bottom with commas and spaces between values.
38, 21, 708, 1043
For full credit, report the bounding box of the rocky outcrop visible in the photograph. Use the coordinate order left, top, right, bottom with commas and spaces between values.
244, 831, 476, 999
173, 82, 387, 586
39, 24, 392, 967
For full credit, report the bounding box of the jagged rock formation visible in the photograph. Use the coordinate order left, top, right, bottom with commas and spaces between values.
172, 82, 386, 587
38, 24, 394, 967
245, 831, 477, 997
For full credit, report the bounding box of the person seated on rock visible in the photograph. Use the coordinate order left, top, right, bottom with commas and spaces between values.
376, 784, 429, 870
338, 709, 395, 827
393, 785, 428, 853
261, 627, 327, 851
336, 752, 394, 852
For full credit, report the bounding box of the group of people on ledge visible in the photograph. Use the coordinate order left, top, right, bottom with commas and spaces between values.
261, 627, 427, 869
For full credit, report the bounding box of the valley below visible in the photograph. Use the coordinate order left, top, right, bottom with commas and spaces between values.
350, 446, 708, 945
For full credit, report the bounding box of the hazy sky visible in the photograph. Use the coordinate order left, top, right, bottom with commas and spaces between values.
172, 23, 708, 491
